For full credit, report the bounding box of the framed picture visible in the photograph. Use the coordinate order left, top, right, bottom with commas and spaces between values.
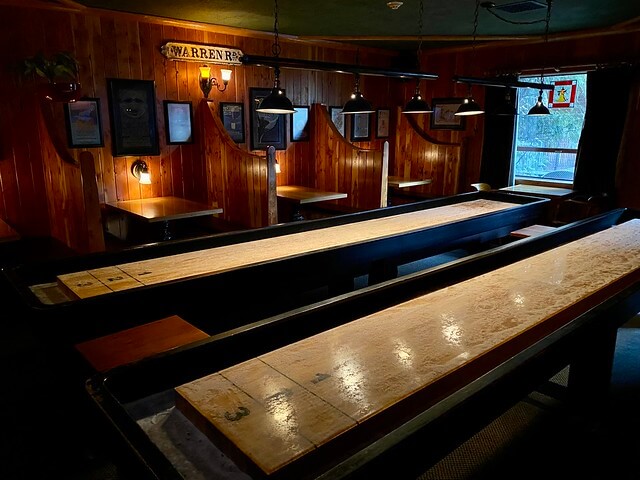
107, 78, 160, 156
163, 100, 193, 144
64, 98, 103, 148
430, 98, 466, 130
350, 112, 370, 141
329, 106, 345, 137
376, 108, 390, 139
219, 102, 245, 143
249, 87, 286, 151
291, 105, 310, 142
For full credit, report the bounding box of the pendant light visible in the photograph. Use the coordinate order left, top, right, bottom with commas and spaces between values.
256, 0, 295, 114
341, 72, 374, 114
528, 0, 552, 116
403, 0, 432, 114
456, 0, 484, 117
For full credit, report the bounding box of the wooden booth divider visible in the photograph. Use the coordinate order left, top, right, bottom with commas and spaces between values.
37, 101, 105, 255
393, 106, 463, 199
198, 100, 278, 230
309, 103, 389, 213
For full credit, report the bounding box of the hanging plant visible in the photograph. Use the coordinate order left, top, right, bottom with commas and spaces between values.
23, 51, 82, 102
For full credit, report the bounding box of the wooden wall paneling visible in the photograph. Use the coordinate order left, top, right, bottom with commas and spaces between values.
163, 26, 184, 198
174, 27, 195, 200
148, 23, 172, 198
9, 10, 49, 236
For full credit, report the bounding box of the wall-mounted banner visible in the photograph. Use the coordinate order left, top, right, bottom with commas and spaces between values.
161, 42, 243, 65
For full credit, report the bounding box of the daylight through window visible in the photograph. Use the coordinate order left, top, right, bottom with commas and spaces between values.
512, 73, 587, 184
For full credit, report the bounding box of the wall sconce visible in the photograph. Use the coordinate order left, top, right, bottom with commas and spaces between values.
131, 159, 151, 185
198, 65, 232, 98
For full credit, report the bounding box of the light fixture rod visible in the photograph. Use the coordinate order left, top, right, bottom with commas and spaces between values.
241, 54, 438, 80
453, 75, 554, 90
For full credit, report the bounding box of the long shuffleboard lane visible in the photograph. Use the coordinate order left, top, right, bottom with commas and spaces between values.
174, 219, 640, 478
56, 199, 519, 299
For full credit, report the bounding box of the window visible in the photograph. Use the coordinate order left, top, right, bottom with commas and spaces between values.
511, 73, 587, 185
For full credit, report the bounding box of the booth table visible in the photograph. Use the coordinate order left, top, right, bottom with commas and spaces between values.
105, 196, 223, 241
277, 185, 348, 221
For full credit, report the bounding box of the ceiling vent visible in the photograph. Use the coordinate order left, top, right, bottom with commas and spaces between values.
494, 1, 547, 14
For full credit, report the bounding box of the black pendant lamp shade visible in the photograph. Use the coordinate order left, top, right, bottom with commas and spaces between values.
403, 80, 432, 114
527, 89, 551, 116
256, 67, 295, 114
341, 73, 374, 114
455, 95, 484, 116
455, 1, 484, 117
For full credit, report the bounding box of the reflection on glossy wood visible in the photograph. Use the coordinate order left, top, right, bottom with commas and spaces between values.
105, 196, 223, 223
175, 220, 640, 477
276, 185, 348, 204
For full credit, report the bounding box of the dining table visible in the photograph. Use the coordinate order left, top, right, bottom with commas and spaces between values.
276, 185, 348, 221
105, 196, 223, 241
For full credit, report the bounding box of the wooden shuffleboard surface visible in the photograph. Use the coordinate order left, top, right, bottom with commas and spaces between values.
174, 219, 640, 477
57, 199, 516, 300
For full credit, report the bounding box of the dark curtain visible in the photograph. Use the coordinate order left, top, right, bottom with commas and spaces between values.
479, 86, 517, 189
573, 66, 633, 197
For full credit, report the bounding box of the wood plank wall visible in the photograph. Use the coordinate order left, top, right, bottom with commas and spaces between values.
0, 2, 638, 253
0, 4, 399, 250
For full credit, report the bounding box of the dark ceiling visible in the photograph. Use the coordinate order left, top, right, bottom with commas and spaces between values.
76, 0, 640, 52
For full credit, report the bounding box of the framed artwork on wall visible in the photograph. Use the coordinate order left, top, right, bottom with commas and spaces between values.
64, 98, 103, 148
430, 98, 466, 130
291, 105, 310, 142
249, 87, 287, 151
163, 100, 193, 144
219, 102, 245, 143
329, 106, 345, 137
106, 78, 160, 156
350, 112, 370, 141
375, 108, 390, 139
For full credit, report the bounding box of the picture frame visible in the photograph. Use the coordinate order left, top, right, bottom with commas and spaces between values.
430, 98, 466, 130
163, 100, 193, 144
375, 108, 390, 139
219, 102, 245, 143
64, 97, 103, 148
107, 78, 160, 156
329, 106, 345, 137
350, 112, 370, 141
249, 87, 287, 151
291, 105, 310, 142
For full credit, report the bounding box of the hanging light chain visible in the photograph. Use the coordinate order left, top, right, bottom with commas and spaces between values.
540, 0, 552, 82
272, 0, 281, 58
471, 0, 480, 62
417, 0, 424, 58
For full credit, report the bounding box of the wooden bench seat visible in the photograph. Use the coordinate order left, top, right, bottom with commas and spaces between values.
75, 315, 208, 372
